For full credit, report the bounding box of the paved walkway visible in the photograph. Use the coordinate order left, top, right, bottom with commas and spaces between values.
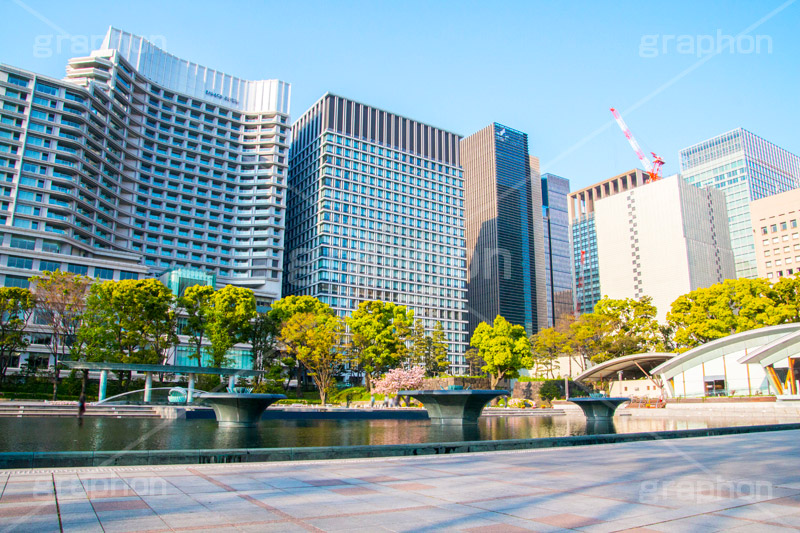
1, 430, 799, 532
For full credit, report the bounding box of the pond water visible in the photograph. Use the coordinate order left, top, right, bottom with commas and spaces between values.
0, 414, 788, 453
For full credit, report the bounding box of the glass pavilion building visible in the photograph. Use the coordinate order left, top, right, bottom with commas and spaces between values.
285, 94, 469, 372
680, 128, 800, 279
0, 28, 290, 305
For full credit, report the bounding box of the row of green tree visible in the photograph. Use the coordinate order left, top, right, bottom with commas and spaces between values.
0, 271, 453, 403
527, 276, 800, 376
6, 271, 798, 402
0, 272, 258, 399
263, 296, 450, 403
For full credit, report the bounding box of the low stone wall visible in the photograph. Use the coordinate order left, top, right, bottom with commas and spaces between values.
626, 401, 800, 419
512, 381, 545, 401
421, 377, 504, 390
667, 396, 777, 403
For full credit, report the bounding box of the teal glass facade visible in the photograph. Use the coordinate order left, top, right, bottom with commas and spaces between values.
680, 129, 800, 278
285, 94, 469, 372
542, 173, 573, 325
571, 215, 599, 315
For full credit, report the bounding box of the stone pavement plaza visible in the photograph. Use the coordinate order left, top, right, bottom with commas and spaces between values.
1, 430, 799, 533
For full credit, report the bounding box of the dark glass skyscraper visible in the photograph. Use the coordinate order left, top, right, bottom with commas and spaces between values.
461, 123, 547, 336
541, 173, 573, 326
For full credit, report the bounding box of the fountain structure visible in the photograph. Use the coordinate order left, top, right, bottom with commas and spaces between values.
568, 396, 631, 420
196, 388, 286, 428
400, 387, 509, 425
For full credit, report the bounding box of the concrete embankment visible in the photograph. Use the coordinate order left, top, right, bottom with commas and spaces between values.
625, 401, 800, 418
0, 402, 160, 418
550, 399, 800, 419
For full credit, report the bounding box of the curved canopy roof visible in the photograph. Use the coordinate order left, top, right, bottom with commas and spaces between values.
650, 323, 800, 379
575, 353, 675, 382
62, 361, 264, 377
738, 328, 800, 366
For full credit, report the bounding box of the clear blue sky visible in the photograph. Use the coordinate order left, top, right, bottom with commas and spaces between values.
2, 0, 798, 190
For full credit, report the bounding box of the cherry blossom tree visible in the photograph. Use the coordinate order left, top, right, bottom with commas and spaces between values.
372, 366, 425, 398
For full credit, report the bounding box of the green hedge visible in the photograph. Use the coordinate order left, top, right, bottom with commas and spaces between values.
0, 391, 82, 401
331, 386, 369, 402
275, 398, 322, 405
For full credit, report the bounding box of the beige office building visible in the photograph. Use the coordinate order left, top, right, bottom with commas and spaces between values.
568, 169, 649, 314
594, 175, 735, 321
750, 188, 800, 280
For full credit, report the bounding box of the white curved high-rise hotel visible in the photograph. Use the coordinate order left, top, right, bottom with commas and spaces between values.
0, 28, 290, 306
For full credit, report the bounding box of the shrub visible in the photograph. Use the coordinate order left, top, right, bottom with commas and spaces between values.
538, 379, 590, 401
508, 398, 534, 408
252, 380, 285, 394
275, 398, 322, 405
193, 374, 225, 392
332, 386, 369, 403
539, 381, 563, 401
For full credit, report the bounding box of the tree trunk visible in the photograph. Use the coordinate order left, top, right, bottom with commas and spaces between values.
51, 365, 60, 401
296, 367, 304, 399
365, 373, 372, 393
283, 369, 291, 393
490, 371, 505, 391
81, 369, 88, 396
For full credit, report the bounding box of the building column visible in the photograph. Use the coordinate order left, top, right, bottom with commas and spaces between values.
788, 358, 798, 395
99, 370, 108, 402
144, 372, 152, 403
187, 373, 195, 403
228, 375, 236, 390
765, 366, 784, 395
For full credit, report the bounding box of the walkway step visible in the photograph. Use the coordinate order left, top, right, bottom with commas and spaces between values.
0, 403, 160, 418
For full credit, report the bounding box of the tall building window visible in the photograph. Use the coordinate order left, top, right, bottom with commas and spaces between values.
67, 264, 89, 276
4, 275, 29, 288
7, 256, 33, 269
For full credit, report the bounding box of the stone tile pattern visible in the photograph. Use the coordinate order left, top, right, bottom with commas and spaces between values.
1, 430, 799, 532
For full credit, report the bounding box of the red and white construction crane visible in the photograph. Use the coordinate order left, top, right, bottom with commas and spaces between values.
610, 107, 664, 182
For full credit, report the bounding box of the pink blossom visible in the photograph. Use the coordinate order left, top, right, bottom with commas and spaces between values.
372, 367, 425, 395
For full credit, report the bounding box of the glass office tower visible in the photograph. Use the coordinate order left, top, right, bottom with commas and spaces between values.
461, 123, 547, 336
285, 94, 469, 372
541, 173, 573, 326
680, 128, 800, 278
